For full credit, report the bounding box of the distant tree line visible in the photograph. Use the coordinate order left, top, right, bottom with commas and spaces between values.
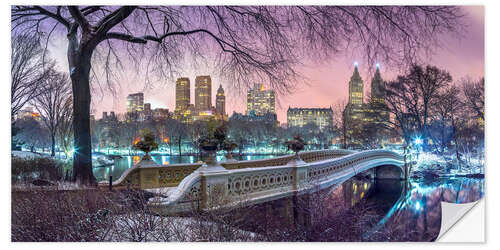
90, 115, 338, 156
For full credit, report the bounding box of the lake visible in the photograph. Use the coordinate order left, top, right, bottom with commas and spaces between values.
93, 154, 284, 181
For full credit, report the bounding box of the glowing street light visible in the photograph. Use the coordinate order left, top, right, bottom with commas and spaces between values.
413, 136, 423, 146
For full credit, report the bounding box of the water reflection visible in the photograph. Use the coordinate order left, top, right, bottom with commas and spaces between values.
231, 174, 483, 241
368, 177, 484, 241
93, 154, 282, 181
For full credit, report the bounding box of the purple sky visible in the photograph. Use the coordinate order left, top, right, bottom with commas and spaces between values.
47, 6, 484, 123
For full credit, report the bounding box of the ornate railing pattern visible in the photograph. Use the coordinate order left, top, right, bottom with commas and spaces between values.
221, 149, 354, 170
99, 149, 354, 190
148, 150, 405, 215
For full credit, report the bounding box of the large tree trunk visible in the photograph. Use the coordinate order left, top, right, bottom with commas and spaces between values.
50, 132, 55, 157
178, 138, 182, 156
69, 50, 96, 185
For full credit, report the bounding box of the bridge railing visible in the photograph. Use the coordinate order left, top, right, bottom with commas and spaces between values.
220, 149, 355, 170
147, 149, 404, 215
98, 149, 355, 190
98, 162, 203, 189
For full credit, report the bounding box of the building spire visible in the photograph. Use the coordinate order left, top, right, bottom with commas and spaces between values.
371, 63, 385, 104
373, 63, 382, 81
351, 61, 361, 81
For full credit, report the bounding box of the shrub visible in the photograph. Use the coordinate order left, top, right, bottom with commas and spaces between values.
11, 156, 67, 183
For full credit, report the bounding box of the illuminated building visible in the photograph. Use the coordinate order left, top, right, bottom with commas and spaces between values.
349, 62, 364, 106
193, 109, 215, 122
152, 108, 170, 120
126, 93, 144, 113
144, 103, 151, 112
195, 75, 212, 114
343, 63, 366, 131
246, 83, 275, 116
287, 107, 334, 131
370, 64, 385, 105
343, 63, 390, 146
175, 77, 190, 112
174, 77, 192, 122
143, 103, 152, 120
16, 107, 41, 121
229, 111, 278, 125
215, 85, 227, 120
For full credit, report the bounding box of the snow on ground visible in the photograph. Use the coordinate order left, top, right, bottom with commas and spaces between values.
410, 151, 484, 176
145, 187, 176, 197
12, 181, 90, 191
11, 150, 47, 159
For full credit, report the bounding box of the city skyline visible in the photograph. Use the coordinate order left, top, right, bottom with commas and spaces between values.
44, 6, 483, 123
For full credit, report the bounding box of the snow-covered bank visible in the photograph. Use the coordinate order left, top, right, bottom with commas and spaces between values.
12, 150, 48, 159
409, 152, 484, 178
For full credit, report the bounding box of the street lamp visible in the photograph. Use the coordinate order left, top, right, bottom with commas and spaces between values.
412, 135, 423, 162
413, 136, 423, 146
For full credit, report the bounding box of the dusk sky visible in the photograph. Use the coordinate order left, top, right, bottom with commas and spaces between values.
46, 6, 484, 123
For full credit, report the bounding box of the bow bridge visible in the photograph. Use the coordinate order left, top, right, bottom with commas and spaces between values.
99, 149, 406, 216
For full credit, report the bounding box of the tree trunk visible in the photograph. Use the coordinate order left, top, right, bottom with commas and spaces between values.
50, 132, 55, 157
69, 51, 96, 185
178, 138, 182, 156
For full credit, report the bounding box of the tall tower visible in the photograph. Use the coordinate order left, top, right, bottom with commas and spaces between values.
126, 93, 144, 113
348, 62, 364, 106
370, 63, 385, 105
175, 77, 190, 112
195, 75, 212, 113
216, 85, 226, 116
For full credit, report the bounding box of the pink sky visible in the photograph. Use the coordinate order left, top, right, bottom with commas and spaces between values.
47, 6, 484, 123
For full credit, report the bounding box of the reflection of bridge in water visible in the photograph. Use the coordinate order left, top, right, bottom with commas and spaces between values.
99, 149, 406, 216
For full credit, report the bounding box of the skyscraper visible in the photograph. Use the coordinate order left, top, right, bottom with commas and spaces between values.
370, 64, 385, 105
246, 83, 275, 116
143, 103, 152, 120
195, 75, 212, 113
215, 84, 226, 118
348, 62, 364, 106
126, 93, 144, 113
175, 77, 190, 112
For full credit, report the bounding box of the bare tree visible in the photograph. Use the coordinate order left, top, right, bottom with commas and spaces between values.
32, 70, 72, 157
461, 77, 484, 121
332, 99, 348, 148
12, 6, 464, 184
385, 65, 452, 149
57, 97, 73, 160
11, 33, 53, 118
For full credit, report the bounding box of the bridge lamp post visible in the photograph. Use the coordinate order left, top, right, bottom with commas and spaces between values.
412, 136, 423, 162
